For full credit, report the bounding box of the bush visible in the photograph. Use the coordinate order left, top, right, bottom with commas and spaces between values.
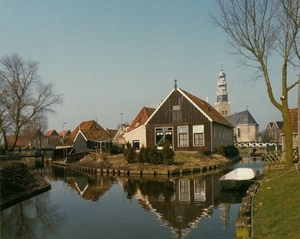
138, 146, 146, 163
216, 145, 239, 157
149, 147, 163, 165
216, 145, 226, 156
110, 144, 123, 155
161, 140, 175, 165
124, 142, 136, 163
226, 145, 239, 157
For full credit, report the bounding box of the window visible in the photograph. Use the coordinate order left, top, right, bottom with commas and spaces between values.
155, 127, 173, 149
179, 179, 190, 201
213, 128, 215, 138
237, 128, 241, 138
178, 126, 188, 147
173, 105, 180, 111
132, 140, 140, 150
193, 125, 204, 146
194, 180, 206, 202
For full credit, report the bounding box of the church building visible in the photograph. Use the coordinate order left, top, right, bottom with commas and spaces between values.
213, 67, 259, 143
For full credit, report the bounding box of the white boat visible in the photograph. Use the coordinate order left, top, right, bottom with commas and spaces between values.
219, 168, 258, 190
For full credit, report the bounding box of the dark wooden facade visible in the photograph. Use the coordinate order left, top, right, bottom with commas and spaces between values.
146, 88, 233, 152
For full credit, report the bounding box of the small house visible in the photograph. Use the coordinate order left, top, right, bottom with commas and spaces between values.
264, 121, 283, 143
63, 120, 112, 153
124, 107, 155, 150
125, 82, 234, 153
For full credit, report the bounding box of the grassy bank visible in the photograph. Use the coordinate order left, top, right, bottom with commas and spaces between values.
253, 168, 300, 239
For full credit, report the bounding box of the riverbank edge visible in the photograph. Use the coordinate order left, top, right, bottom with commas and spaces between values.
61, 156, 241, 177
0, 172, 51, 211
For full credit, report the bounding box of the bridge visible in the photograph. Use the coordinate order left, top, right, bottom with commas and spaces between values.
0, 148, 54, 162
234, 142, 282, 148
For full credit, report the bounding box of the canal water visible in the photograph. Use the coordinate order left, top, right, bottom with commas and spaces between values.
1, 158, 263, 239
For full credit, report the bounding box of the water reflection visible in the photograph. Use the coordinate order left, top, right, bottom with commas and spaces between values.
0, 190, 64, 239
1, 158, 263, 239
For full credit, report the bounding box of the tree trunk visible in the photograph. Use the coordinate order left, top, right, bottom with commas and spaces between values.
282, 105, 294, 168
298, 79, 300, 161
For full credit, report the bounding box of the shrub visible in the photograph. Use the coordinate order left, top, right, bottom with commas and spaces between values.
138, 146, 146, 163
216, 145, 239, 157
110, 144, 123, 155
148, 146, 163, 165
225, 145, 239, 157
161, 140, 175, 165
216, 145, 226, 156
124, 142, 136, 163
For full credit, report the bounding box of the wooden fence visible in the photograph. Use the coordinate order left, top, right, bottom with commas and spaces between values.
263, 149, 299, 166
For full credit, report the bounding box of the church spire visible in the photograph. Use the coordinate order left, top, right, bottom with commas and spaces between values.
217, 66, 228, 103
214, 65, 231, 117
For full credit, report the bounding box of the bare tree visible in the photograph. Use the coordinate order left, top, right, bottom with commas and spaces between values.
211, 0, 299, 168
0, 54, 63, 151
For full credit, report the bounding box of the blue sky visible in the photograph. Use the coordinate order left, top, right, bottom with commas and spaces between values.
1, 0, 298, 133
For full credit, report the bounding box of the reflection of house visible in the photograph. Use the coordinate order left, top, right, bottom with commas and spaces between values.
281, 108, 298, 150
226, 110, 259, 143
66, 175, 114, 201
127, 177, 216, 239
125, 81, 233, 153
63, 120, 112, 153
264, 121, 283, 143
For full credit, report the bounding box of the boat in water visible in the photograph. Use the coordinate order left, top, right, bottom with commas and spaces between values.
219, 168, 258, 190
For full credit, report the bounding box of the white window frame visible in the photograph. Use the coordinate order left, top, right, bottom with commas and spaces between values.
178, 126, 188, 147
193, 125, 204, 146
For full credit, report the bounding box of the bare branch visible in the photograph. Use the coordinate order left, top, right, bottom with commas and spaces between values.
211, 0, 300, 168
0, 54, 63, 150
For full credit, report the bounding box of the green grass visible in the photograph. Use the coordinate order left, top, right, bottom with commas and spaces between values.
253, 168, 300, 239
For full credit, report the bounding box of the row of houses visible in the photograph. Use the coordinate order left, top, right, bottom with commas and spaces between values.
4, 129, 71, 150
3, 79, 298, 155
54, 82, 234, 154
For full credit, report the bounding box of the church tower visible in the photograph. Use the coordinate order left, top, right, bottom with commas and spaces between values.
214, 66, 231, 117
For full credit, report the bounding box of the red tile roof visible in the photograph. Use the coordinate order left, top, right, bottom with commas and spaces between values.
58, 130, 70, 138
6, 135, 29, 148
180, 89, 233, 127
44, 129, 58, 137
63, 120, 112, 146
127, 107, 155, 132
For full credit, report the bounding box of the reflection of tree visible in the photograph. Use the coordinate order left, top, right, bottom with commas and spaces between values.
123, 178, 139, 199
123, 179, 175, 200
139, 180, 175, 201
0, 192, 64, 239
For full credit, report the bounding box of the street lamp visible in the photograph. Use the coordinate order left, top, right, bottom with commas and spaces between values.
62, 122, 67, 160
62, 122, 67, 141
